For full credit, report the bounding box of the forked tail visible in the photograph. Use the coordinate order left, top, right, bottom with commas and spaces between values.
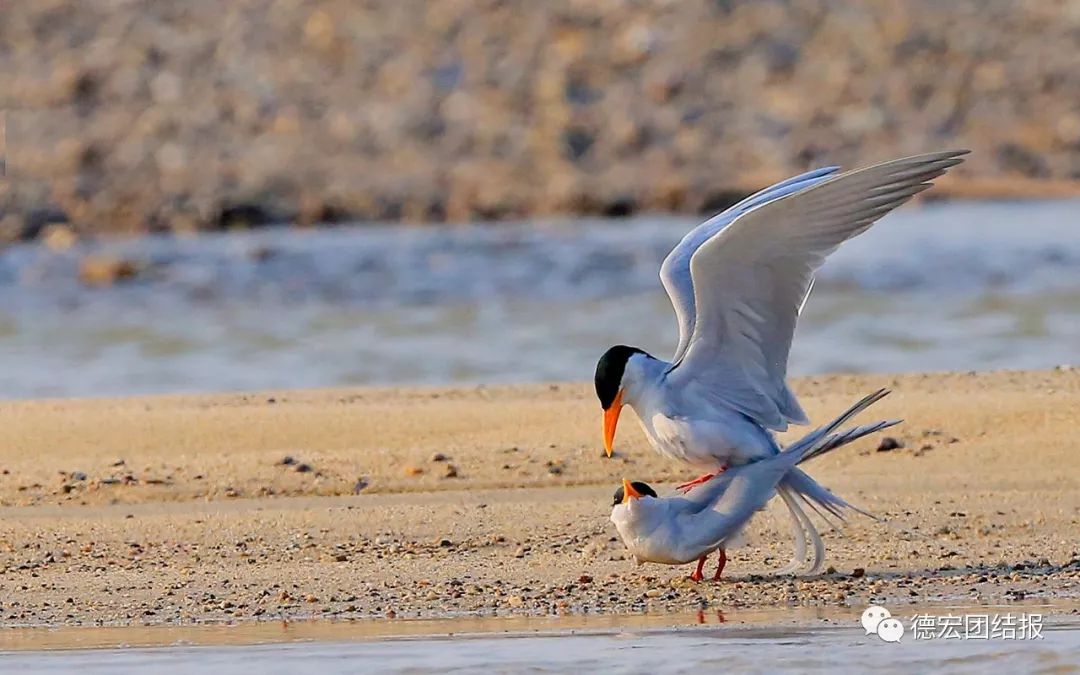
780, 388, 896, 467
773, 389, 899, 574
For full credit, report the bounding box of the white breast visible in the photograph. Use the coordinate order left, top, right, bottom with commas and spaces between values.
631, 403, 777, 470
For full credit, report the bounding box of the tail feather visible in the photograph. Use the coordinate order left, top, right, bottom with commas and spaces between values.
801, 419, 902, 464
776, 486, 828, 575
782, 388, 891, 465
795, 485, 846, 529
777, 394, 899, 524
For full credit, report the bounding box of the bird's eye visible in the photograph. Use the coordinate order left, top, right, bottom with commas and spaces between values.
611, 487, 625, 506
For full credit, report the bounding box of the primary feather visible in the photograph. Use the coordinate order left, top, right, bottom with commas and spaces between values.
663, 151, 968, 431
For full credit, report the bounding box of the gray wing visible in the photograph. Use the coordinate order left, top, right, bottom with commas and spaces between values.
667, 150, 968, 431
673, 456, 794, 553
660, 166, 840, 362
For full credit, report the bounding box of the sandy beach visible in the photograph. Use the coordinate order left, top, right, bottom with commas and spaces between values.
0, 369, 1078, 627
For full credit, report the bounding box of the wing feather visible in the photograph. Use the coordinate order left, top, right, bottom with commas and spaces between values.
660, 166, 841, 362
668, 150, 968, 430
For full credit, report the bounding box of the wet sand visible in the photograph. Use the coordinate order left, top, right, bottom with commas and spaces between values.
0, 369, 1078, 627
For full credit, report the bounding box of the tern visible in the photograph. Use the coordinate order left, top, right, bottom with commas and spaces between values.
611, 390, 897, 580
594, 150, 967, 491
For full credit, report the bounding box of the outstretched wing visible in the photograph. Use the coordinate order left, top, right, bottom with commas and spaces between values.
667, 150, 968, 430
660, 166, 841, 363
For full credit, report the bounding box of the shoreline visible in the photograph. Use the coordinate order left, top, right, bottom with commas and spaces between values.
3, 601, 1079, 652
9, 185, 1080, 246
0, 369, 1078, 628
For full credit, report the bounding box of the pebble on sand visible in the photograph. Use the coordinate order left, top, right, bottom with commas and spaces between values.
876, 437, 904, 452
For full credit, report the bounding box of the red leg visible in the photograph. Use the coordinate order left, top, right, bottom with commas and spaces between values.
676, 473, 714, 493
676, 466, 728, 493
690, 554, 707, 581
712, 548, 727, 581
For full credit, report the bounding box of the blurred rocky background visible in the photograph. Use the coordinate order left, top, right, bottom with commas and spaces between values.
2, 0, 1079, 241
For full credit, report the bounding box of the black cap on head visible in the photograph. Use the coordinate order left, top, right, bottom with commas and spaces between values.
594, 345, 647, 409
611, 480, 658, 506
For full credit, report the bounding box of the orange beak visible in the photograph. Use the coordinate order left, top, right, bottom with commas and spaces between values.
603, 389, 624, 458
621, 478, 642, 503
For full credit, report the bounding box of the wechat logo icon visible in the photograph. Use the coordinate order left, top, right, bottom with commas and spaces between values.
862, 605, 905, 643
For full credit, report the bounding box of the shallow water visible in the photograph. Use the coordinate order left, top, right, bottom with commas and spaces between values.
2, 609, 1078, 674
0, 200, 1077, 398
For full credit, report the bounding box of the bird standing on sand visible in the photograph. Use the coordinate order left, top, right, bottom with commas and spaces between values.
610, 390, 897, 580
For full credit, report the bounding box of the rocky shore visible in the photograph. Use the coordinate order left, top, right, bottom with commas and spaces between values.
2, 0, 1079, 240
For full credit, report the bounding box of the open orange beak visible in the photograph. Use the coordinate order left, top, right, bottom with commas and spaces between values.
603, 389, 624, 458
621, 478, 642, 504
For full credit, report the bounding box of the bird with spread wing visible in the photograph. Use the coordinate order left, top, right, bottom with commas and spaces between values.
594, 150, 967, 578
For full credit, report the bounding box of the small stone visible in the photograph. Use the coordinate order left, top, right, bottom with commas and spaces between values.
279, 456, 296, 466
305, 594, 318, 603
506, 595, 525, 608
405, 466, 424, 476
578, 574, 593, 584
78, 255, 140, 287
70, 471, 87, 481
851, 568, 866, 578
352, 478, 369, 494
438, 539, 453, 548
645, 588, 663, 598
430, 452, 448, 462
876, 437, 904, 452
826, 566, 837, 575
41, 223, 77, 250
443, 464, 459, 478
514, 547, 526, 558
295, 463, 313, 473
